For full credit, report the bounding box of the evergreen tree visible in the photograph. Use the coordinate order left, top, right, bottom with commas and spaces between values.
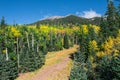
100, 17, 109, 41
0, 54, 18, 80
63, 33, 69, 49
0, 16, 5, 28
116, 2, 120, 28
111, 54, 120, 79
36, 22, 40, 29
69, 63, 87, 80
96, 56, 114, 80
106, 0, 118, 37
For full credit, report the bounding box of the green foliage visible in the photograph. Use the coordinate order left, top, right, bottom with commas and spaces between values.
33, 15, 101, 26
0, 20, 78, 79
111, 54, 120, 79
0, 55, 18, 80
69, 63, 87, 80
95, 56, 114, 80
63, 33, 70, 49
0, 16, 5, 29
101, 0, 119, 38
73, 50, 86, 63
19, 51, 45, 72
69, 49, 87, 80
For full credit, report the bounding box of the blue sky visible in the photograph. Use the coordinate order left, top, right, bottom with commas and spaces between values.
0, 0, 109, 24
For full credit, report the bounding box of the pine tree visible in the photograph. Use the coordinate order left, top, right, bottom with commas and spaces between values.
111, 54, 120, 79
116, 2, 120, 28
0, 16, 5, 29
106, 0, 118, 37
96, 56, 114, 80
63, 33, 69, 49
69, 63, 87, 80
36, 22, 40, 29
0, 54, 18, 80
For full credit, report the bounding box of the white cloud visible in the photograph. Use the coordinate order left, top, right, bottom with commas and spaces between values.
76, 10, 101, 18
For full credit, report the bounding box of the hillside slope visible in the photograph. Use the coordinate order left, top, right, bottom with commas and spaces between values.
31, 15, 101, 26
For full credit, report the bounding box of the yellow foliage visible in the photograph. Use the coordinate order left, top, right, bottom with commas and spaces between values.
92, 63, 97, 68
11, 27, 21, 37
89, 40, 99, 51
91, 25, 100, 34
0, 30, 4, 34
83, 66, 88, 71
61, 38, 64, 46
2, 49, 6, 54
72, 26, 80, 31
96, 51, 105, 58
40, 25, 49, 33
113, 53, 119, 57
57, 30, 65, 34
102, 36, 114, 55
82, 25, 88, 34
90, 55, 94, 63
114, 49, 119, 53
117, 29, 120, 38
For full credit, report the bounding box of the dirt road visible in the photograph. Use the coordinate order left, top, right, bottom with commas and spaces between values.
16, 45, 79, 80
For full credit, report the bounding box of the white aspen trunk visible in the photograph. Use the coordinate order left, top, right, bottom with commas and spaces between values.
32, 33, 34, 51
5, 33, 9, 61
6, 47, 8, 61
17, 37, 20, 71
26, 32, 30, 50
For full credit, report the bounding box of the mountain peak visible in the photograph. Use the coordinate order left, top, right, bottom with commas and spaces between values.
45, 16, 64, 20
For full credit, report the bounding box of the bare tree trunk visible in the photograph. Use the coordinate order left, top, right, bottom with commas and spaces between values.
17, 37, 19, 73
6, 47, 8, 61
5, 33, 9, 61
32, 33, 34, 51
26, 32, 30, 50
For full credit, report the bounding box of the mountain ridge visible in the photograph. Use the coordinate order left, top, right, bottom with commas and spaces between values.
31, 15, 101, 26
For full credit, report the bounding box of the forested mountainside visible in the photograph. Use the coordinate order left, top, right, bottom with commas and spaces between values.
31, 15, 101, 26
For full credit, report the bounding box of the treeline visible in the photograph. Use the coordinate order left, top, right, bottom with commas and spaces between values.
69, 0, 120, 80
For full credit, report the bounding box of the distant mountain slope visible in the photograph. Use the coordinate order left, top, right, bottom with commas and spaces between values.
31, 15, 101, 26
